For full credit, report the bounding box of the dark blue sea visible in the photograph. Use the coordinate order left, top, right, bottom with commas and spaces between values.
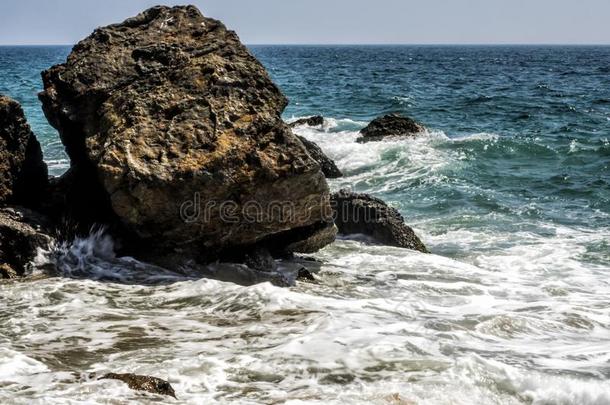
1, 45, 609, 404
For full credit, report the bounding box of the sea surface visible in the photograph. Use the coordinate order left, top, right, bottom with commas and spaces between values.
1, 45, 609, 404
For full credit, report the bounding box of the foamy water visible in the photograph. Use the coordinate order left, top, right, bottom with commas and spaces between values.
1, 117, 609, 404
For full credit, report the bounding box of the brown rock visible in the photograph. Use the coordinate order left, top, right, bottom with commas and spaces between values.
0, 95, 48, 207
100, 373, 176, 398
331, 189, 428, 253
357, 113, 425, 143
289, 115, 324, 128
39, 6, 333, 256
0, 207, 54, 278
297, 135, 342, 178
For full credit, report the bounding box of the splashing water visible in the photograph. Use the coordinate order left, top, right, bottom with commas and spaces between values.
2, 45, 610, 404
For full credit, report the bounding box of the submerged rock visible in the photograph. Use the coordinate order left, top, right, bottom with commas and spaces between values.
297, 135, 343, 178
39, 5, 333, 258
100, 373, 176, 398
0, 95, 48, 208
0, 207, 54, 278
289, 115, 324, 128
331, 190, 428, 253
357, 113, 425, 143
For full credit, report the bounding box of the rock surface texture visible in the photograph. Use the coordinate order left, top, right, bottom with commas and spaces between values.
289, 115, 324, 128
331, 190, 428, 253
296, 135, 342, 178
100, 373, 176, 398
0, 95, 48, 207
358, 113, 425, 143
39, 5, 333, 256
0, 207, 53, 278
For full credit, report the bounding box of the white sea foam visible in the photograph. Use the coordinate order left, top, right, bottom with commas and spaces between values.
2, 116, 609, 403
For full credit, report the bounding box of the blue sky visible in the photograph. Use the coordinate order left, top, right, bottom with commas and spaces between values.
0, 0, 609, 45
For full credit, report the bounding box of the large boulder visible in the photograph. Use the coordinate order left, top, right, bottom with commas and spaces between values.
357, 113, 425, 143
331, 190, 428, 253
39, 6, 333, 257
0, 207, 54, 278
0, 95, 48, 208
297, 135, 342, 178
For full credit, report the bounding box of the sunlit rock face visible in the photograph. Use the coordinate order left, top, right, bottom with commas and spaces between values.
39, 5, 333, 256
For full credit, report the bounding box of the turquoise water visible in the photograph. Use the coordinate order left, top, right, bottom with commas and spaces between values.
1, 46, 609, 404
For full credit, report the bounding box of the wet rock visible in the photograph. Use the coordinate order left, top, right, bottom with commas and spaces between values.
241, 246, 277, 272
297, 135, 343, 178
39, 5, 333, 256
296, 267, 316, 281
100, 373, 176, 398
289, 115, 324, 128
195, 262, 292, 287
357, 113, 425, 143
0, 263, 18, 279
331, 189, 428, 253
0, 207, 54, 278
0, 95, 48, 208
279, 221, 337, 254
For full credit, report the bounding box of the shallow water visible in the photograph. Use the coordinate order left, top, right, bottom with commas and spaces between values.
1, 46, 610, 404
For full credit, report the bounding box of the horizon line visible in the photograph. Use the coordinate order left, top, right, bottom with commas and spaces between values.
1, 43, 610, 47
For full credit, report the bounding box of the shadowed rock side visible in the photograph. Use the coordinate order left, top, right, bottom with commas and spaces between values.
0, 95, 48, 208
357, 113, 425, 143
100, 373, 176, 398
296, 135, 343, 178
39, 5, 334, 258
0, 207, 54, 278
289, 115, 324, 128
331, 189, 428, 253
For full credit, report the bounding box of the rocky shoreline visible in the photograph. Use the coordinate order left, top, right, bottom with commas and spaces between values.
0, 5, 428, 283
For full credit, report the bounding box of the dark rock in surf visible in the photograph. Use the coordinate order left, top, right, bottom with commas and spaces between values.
100, 373, 176, 398
289, 115, 324, 128
241, 246, 277, 272
39, 5, 334, 258
296, 267, 316, 282
331, 189, 428, 253
0, 95, 48, 208
357, 113, 425, 143
278, 220, 337, 254
297, 135, 343, 178
0, 207, 54, 278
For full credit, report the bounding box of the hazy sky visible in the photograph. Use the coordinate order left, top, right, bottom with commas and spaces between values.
1, 0, 609, 45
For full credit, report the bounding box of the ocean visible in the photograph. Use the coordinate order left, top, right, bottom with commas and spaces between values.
1, 45, 609, 404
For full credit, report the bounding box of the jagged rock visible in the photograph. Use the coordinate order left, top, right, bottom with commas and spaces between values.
0, 263, 18, 279
0, 207, 54, 278
0, 95, 48, 208
357, 113, 425, 143
279, 221, 337, 254
289, 115, 324, 128
100, 373, 176, 398
331, 190, 428, 253
241, 246, 277, 272
297, 135, 342, 178
39, 5, 333, 257
296, 267, 316, 282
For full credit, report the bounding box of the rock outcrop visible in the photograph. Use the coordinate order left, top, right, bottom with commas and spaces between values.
289, 115, 324, 128
357, 113, 425, 143
39, 5, 334, 258
0, 95, 48, 208
0, 207, 54, 278
297, 135, 342, 178
100, 373, 176, 398
331, 190, 428, 253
